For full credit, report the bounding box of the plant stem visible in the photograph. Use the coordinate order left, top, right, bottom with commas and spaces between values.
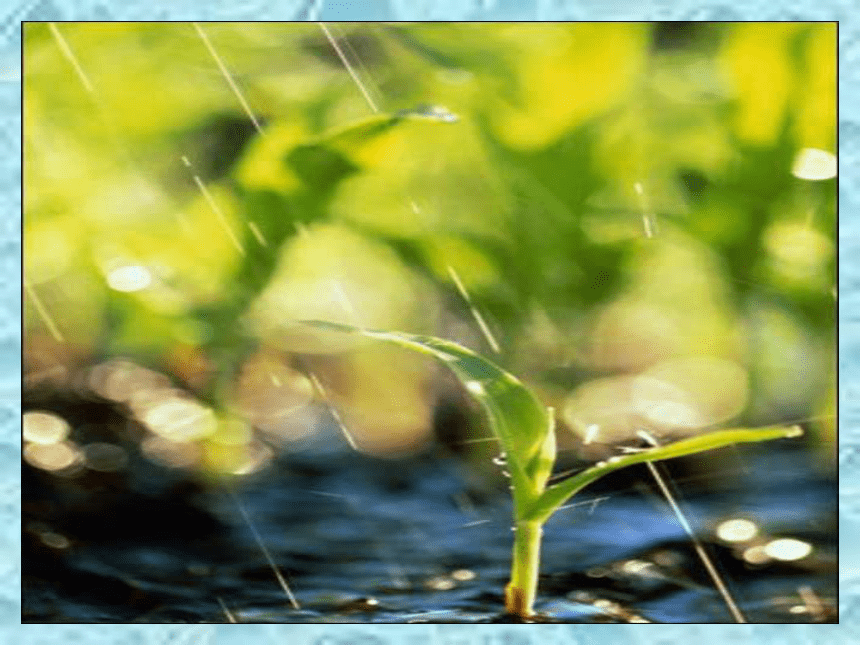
504, 519, 543, 618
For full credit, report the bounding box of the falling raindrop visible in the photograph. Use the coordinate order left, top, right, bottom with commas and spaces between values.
24, 279, 65, 342
447, 265, 501, 354
318, 22, 381, 114
192, 23, 264, 134
180, 155, 245, 255
395, 104, 460, 122
634, 181, 658, 238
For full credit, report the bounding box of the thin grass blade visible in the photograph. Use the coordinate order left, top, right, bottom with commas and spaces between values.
528, 425, 803, 523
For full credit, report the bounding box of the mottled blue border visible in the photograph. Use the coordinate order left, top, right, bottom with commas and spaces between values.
7, 2, 850, 643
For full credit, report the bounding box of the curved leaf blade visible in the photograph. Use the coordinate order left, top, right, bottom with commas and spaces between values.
298, 320, 555, 509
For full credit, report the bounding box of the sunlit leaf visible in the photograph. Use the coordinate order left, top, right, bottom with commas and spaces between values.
420, 234, 500, 291
238, 109, 460, 202
235, 120, 307, 193
719, 23, 805, 146
489, 24, 650, 150
795, 24, 836, 150
330, 118, 511, 240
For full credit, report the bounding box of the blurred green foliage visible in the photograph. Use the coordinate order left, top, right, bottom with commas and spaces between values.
24, 23, 835, 466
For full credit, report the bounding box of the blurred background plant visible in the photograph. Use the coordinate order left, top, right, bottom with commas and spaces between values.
23, 22, 835, 483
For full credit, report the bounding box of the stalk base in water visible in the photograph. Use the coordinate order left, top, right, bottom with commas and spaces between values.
505, 520, 543, 618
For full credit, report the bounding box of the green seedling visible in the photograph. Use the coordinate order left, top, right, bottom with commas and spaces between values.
300, 320, 802, 619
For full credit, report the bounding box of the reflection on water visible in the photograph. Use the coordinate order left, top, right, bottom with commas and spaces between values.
22, 405, 835, 623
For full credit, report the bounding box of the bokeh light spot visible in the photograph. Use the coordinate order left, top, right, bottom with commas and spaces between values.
83, 442, 129, 472
716, 518, 759, 542
24, 441, 83, 472
23, 411, 71, 445
791, 147, 836, 180
107, 265, 152, 292
140, 398, 217, 442
764, 538, 813, 561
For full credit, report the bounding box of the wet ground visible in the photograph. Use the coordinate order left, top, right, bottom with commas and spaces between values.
22, 397, 836, 624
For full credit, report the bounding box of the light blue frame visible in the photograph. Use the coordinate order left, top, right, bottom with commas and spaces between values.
8, 5, 849, 642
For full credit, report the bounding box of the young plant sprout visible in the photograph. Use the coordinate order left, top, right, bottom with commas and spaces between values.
302, 320, 802, 619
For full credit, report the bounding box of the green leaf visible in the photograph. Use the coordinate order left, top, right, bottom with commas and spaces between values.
298, 320, 554, 511
528, 425, 803, 523
316, 108, 458, 155
285, 144, 360, 192
285, 108, 459, 194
